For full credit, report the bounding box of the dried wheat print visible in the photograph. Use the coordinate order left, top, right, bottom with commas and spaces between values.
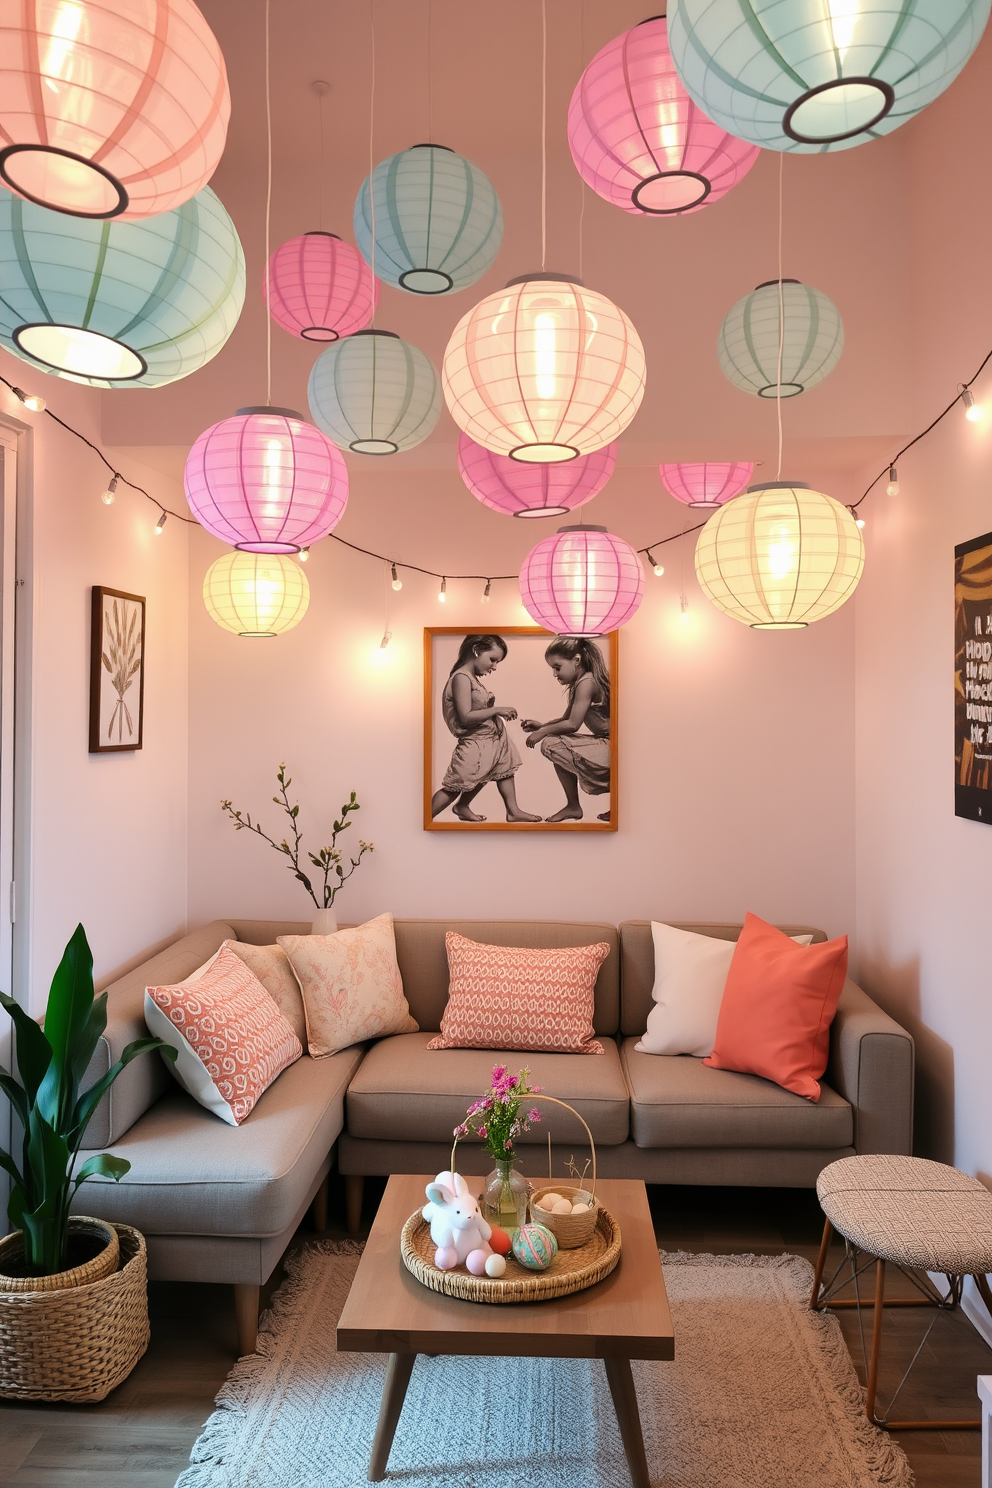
89, 588, 145, 753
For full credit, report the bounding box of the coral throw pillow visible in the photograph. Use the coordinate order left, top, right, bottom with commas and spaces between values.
428, 933, 609, 1054
278, 913, 418, 1058
144, 943, 303, 1126
222, 939, 308, 1048
703, 912, 848, 1101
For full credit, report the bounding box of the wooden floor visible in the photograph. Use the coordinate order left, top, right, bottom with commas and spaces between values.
0, 1175, 988, 1485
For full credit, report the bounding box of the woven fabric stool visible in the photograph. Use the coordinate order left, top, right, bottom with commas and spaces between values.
810, 1154, 992, 1430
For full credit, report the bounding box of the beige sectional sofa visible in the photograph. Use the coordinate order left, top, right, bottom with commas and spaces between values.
72, 916, 914, 1353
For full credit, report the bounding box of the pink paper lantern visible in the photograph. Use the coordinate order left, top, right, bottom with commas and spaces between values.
264, 233, 378, 343
660, 461, 754, 508
185, 407, 348, 554
457, 434, 617, 518
567, 15, 759, 216
520, 525, 645, 636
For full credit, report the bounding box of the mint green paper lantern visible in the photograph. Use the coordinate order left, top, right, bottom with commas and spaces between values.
0, 184, 244, 387
307, 329, 441, 455
718, 279, 843, 398
669, 0, 990, 151
354, 144, 502, 295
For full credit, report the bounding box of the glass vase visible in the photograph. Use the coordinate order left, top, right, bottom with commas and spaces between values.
482, 1157, 529, 1232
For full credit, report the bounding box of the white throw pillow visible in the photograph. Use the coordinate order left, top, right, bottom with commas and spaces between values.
635, 922, 814, 1058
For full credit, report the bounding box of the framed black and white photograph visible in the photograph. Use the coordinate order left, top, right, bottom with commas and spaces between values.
424, 627, 618, 832
89, 587, 145, 754
955, 531, 992, 823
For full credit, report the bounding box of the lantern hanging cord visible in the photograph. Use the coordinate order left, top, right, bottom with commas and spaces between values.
317, 84, 325, 231
577, 0, 586, 280
775, 153, 784, 482
264, 0, 273, 407
369, 0, 377, 326
427, 0, 433, 142
541, 0, 547, 271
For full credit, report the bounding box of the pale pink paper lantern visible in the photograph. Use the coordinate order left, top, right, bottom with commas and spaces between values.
567, 15, 758, 216
264, 233, 378, 343
457, 434, 617, 518
520, 525, 645, 636
184, 407, 348, 554
660, 460, 754, 508
0, 0, 230, 220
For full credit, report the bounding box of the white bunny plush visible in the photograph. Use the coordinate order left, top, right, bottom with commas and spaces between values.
422, 1171, 493, 1271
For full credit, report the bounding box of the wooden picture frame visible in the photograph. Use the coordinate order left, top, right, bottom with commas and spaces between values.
424, 626, 619, 832
955, 530, 992, 823
89, 587, 145, 753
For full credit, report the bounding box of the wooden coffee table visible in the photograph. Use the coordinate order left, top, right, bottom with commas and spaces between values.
336, 1175, 674, 1486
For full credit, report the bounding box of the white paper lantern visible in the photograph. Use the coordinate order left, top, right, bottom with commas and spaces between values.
718, 279, 843, 399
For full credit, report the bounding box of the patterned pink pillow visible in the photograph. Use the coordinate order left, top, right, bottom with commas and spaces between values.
144, 944, 303, 1126
428, 933, 608, 1055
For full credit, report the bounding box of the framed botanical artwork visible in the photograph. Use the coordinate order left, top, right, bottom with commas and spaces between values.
955, 531, 992, 823
424, 626, 619, 832
89, 587, 145, 753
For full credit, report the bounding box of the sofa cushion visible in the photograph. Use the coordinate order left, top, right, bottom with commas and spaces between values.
346, 1032, 630, 1146
621, 1038, 853, 1150
71, 1045, 365, 1238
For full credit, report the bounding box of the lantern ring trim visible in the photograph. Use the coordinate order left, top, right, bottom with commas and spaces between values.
300, 326, 341, 342
631, 169, 710, 214
513, 506, 571, 518
509, 442, 582, 464
12, 322, 148, 380
350, 438, 400, 455
235, 405, 304, 419
398, 266, 454, 294
756, 382, 805, 399
234, 541, 301, 555
0, 144, 128, 220
782, 77, 895, 145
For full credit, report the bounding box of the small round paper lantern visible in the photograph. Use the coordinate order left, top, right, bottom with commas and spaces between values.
0, 0, 230, 218
511, 1224, 558, 1271
668, 0, 990, 153
520, 525, 645, 636
458, 433, 617, 518
203, 551, 310, 638
694, 482, 864, 629
184, 408, 349, 554
567, 14, 759, 215
718, 280, 843, 399
308, 329, 441, 455
660, 461, 754, 509
354, 144, 502, 295
264, 233, 377, 343
0, 183, 244, 387
443, 274, 646, 463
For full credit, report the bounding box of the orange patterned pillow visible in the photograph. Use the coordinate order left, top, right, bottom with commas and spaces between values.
428, 933, 608, 1054
144, 944, 303, 1126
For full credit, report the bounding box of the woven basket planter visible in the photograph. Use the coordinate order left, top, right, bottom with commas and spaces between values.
0, 1223, 149, 1401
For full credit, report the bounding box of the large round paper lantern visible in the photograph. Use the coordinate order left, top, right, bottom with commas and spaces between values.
354, 144, 502, 295
567, 14, 759, 215
694, 482, 864, 629
458, 434, 617, 518
203, 551, 310, 638
185, 408, 348, 554
0, 0, 230, 219
0, 183, 244, 386
668, 0, 990, 153
660, 461, 754, 508
307, 329, 440, 455
718, 279, 843, 399
520, 525, 645, 636
264, 233, 377, 343
443, 274, 646, 463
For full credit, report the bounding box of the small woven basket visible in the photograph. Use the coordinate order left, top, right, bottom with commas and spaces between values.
0, 1223, 149, 1402
530, 1185, 598, 1249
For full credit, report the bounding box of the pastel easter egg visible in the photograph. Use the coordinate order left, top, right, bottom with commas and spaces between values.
551, 1198, 572, 1215
485, 1253, 507, 1278
571, 1200, 590, 1214
465, 1248, 489, 1276
512, 1223, 559, 1271
488, 1224, 512, 1256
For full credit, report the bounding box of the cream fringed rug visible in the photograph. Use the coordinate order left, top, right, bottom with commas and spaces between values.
176, 1244, 912, 1488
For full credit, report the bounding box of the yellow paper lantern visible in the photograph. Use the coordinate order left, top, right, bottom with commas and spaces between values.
203, 551, 309, 637
694, 482, 863, 629
441, 273, 646, 463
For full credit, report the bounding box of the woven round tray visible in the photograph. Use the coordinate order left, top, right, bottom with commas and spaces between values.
401, 1204, 621, 1304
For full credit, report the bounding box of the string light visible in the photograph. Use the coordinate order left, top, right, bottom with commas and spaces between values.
886, 465, 899, 496
298, 546, 310, 562
379, 629, 392, 649
849, 505, 866, 530
438, 576, 447, 603
481, 579, 492, 603
154, 510, 168, 535
646, 548, 664, 577
960, 385, 983, 422
12, 386, 44, 412
101, 475, 119, 506
391, 563, 402, 591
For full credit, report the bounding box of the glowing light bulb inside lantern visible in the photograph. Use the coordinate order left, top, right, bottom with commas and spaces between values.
261, 438, 287, 518
534, 312, 558, 401
766, 527, 797, 581
828, 0, 860, 61
44, 2, 83, 94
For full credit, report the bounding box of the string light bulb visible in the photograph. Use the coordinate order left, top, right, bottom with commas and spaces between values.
646, 548, 665, 577
438, 577, 447, 604
680, 593, 690, 622
101, 475, 119, 506
298, 547, 310, 562
886, 465, 899, 496
391, 563, 402, 591
481, 579, 492, 604
12, 386, 44, 412
848, 505, 866, 530
379, 630, 392, 649
960, 385, 983, 422
154, 509, 168, 535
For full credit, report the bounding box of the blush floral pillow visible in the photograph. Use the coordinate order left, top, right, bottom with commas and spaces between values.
221, 939, 308, 1049
278, 912, 418, 1058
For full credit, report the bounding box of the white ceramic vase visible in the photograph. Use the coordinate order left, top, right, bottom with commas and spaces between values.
311, 908, 338, 936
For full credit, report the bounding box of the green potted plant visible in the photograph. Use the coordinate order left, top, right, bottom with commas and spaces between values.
0, 923, 174, 1401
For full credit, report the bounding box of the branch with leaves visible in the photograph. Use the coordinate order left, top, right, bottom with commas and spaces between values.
220, 764, 374, 910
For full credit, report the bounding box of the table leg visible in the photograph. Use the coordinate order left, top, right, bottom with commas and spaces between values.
368, 1352, 416, 1482
604, 1355, 651, 1488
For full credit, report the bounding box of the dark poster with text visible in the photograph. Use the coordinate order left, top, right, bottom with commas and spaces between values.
955, 530, 992, 822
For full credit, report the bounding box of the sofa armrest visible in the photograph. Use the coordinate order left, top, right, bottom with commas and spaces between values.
827, 978, 914, 1156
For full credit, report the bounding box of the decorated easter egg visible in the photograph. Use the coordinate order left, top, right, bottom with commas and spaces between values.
512, 1223, 559, 1271
465, 1248, 489, 1276
485, 1253, 507, 1278
488, 1224, 512, 1256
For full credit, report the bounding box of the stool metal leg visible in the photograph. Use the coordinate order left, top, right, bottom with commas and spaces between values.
866, 1258, 886, 1422
810, 1218, 833, 1308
